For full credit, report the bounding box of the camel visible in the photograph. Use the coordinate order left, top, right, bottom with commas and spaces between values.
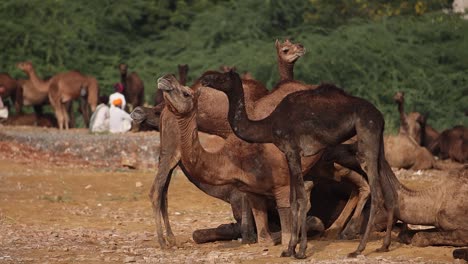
118, 63, 145, 111
201, 71, 398, 259
394, 169, 468, 247
16, 61, 99, 129
275, 39, 306, 82
158, 74, 374, 255
393, 91, 440, 149
383, 92, 435, 170
0, 73, 19, 113
178, 64, 189, 86
430, 125, 468, 163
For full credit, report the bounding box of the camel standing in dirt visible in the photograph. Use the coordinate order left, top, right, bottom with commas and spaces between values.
17, 61, 99, 129
0, 73, 19, 113
384, 92, 435, 170
118, 63, 144, 111
202, 71, 397, 259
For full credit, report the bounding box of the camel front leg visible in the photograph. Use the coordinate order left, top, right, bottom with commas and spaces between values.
246, 193, 274, 245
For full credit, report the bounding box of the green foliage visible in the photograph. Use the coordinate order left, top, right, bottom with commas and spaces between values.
0, 0, 466, 132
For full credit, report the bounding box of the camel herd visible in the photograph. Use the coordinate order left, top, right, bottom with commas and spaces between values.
1, 39, 467, 260
0, 62, 144, 129
128, 39, 467, 260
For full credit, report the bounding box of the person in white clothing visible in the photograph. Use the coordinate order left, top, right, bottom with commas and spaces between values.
109, 83, 126, 111
0, 86, 9, 120
109, 97, 132, 133
89, 95, 110, 133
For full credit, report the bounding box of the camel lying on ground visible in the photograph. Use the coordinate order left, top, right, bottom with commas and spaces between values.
17, 61, 99, 129
118, 63, 145, 112
202, 71, 397, 259
430, 125, 468, 163
1, 112, 57, 128
384, 92, 435, 170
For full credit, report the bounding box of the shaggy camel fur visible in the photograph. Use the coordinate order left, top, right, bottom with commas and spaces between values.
17, 61, 99, 129
0, 73, 19, 112
384, 92, 435, 170
202, 71, 397, 259
394, 169, 468, 247
430, 125, 468, 163
118, 63, 145, 111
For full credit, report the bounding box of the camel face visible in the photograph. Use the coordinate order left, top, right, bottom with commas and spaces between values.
393, 91, 404, 104
118, 63, 128, 76
17, 61, 33, 73
158, 74, 197, 115
276, 39, 306, 64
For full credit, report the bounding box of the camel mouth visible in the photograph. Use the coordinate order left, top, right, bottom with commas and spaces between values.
157, 77, 174, 92
130, 107, 147, 123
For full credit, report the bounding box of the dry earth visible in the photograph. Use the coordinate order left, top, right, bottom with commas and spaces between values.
0, 125, 466, 264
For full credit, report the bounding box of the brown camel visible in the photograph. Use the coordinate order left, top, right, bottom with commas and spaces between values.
275, 39, 306, 82
201, 71, 397, 259
118, 63, 145, 111
178, 64, 189, 86
17, 61, 99, 129
384, 92, 435, 170
158, 74, 373, 255
394, 169, 468, 247
430, 125, 468, 163
0, 73, 19, 113
393, 91, 440, 149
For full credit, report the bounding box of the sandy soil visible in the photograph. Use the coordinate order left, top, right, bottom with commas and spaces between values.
0, 126, 465, 263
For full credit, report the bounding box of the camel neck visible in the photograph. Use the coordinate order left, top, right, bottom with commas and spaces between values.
176, 109, 232, 185
226, 77, 274, 143
120, 73, 127, 87
26, 68, 49, 93
397, 101, 409, 134
278, 58, 294, 81
178, 71, 187, 86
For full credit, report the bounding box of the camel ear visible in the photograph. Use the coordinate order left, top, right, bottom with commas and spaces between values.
275, 39, 280, 48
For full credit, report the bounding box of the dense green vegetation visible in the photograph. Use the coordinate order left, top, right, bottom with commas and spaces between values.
0, 0, 466, 132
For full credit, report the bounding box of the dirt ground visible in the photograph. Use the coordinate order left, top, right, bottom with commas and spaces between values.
0, 126, 465, 263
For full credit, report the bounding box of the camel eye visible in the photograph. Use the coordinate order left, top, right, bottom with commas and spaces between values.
182, 91, 190, 97
282, 48, 289, 53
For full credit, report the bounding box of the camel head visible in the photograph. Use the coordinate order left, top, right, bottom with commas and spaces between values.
118, 63, 128, 76
393, 91, 405, 104
275, 39, 306, 64
16, 61, 33, 73
158, 74, 199, 115
130, 106, 147, 124
200, 70, 240, 94
178, 64, 189, 73
219, 65, 237, 73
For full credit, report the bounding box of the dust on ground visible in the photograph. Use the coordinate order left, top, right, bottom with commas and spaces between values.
0, 126, 465, 263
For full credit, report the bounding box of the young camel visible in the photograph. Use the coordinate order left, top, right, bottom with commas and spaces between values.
119, 63, 145, 111
17, 61, 99, 129
202, 71, 397, 259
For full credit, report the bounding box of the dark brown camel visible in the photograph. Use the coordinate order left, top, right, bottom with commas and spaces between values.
430, 125, 468, 163
201, 71, 397, 259
118, 63, 145, 111
0, 73, 19, 113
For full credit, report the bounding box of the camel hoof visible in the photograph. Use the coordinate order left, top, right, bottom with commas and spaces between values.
280, 250, 294, 258
347, 251, 361, 258
294, 252, 307, 259
376, 246, 389, 253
